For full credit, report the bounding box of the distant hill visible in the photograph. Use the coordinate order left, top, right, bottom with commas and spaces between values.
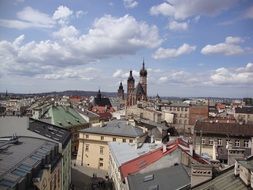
0, 90, 117, 98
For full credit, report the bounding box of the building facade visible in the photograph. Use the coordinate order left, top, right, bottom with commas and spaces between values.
76, 120, 146, 171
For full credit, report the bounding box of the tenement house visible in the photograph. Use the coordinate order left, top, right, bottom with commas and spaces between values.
76, 119, 146, 171
194, 120, 253, 164
234, 106, 253, 124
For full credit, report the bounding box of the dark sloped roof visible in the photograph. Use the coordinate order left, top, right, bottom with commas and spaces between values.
195, 121, 253, 137
29, 118, 71, 149
80, 120, 144, 138
127, 164, 190, 190
193, 166, 247, 190
93, 97, 112, 107
235, 106, 253, 114
133, 83, 145, 95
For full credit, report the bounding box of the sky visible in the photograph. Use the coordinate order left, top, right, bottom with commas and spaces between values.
0, 0, 252, 98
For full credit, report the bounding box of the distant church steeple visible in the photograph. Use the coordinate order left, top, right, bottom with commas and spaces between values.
117, 82, 124, 100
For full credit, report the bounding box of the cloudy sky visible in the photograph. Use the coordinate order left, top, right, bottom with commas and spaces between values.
0, 0, 252, 98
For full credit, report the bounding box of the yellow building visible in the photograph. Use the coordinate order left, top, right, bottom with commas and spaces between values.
76, 120, 146, 171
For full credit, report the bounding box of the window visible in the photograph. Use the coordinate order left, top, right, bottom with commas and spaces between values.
202, 138, 205, 145
113, 138, 116, 142
209, 139, 214, 145
129, 139, 133, 143
101, 136, 104, 140
185, 108, 188, 111
235, 140, 240, 147
122, 139, 126, 142
218, 139, 222, 146
99, 158, 103, 161
99, 162, 103, 167
86, 134, 89, 139
244, 140, 249, 148
177, 107, 179, 111
85, 144, 89, 152
100, 146, 104, 154
185, 114, 187, 118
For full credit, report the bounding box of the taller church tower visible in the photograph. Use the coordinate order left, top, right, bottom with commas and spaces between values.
139, 60, 147, 99
127, 70, 135, 106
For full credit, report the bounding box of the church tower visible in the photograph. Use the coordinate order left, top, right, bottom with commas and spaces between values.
139, 60, 147, 99
127, 70, 135, 106
117, 82, 124, 100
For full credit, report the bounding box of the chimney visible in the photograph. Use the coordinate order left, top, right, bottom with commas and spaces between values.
212, 141, 217, 160
189, 144, 193, 156
234, 160, 239, 176
251, 171, 253, 188
163, 144, 167, 153
151, 135, 154, 143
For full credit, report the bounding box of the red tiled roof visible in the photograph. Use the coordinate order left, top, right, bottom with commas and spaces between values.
119, 138, 208, 179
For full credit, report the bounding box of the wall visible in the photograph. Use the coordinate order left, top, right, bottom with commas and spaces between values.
189, 105, 208, 125
77, 132, 137, 171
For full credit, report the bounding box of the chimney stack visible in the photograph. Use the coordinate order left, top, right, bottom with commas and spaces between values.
212, 141, 217, 160
163, 144, 167, 153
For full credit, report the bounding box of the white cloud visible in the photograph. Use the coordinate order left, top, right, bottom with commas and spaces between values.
150, 0, 238, 20
244, 6, 253, 19
113, 69, 124, 78
168, 20, 188, 31
153, 43, 196, 59
36, 67, 98, 80
75, 10, 87, 18
201, 36, 245, 55
53, 5, 73, 25
0, 15, 162, 78
0, 6, 55, 29
123, 0, 138, 9
53, 25, 79, 39
210, 63, 253, 85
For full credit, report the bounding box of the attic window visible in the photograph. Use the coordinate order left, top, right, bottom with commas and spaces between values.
149, 184, 159, 190
143, 174, 154, 182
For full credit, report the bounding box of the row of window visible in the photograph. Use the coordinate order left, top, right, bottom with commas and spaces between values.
175, 113, 188, 118
84, 134, 133, 143
201, 138, 250, 148
177, 119, 188, 125
168, 107, 188, 112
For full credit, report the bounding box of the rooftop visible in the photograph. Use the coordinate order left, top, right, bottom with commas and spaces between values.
0, 136, 57, 188
109, 142, 162, 168
193, 166, 247, 190
45, 105, 88, 128
80, 120, 144, 138
195, 120, 253, 137
127, 164, 190, 190
235, 106, 253, 114
119, 138, 209, 178
0, 116, 71, 147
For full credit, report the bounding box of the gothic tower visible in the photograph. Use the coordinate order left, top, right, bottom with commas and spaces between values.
117, 82, 124, 100
127, 70, 135, 106
139, 60, 147, 99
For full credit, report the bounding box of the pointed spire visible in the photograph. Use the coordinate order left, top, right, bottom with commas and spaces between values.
97, 89, 102, 99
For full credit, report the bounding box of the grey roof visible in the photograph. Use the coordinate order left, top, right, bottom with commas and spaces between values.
133, 83, 145, 95
0, 136, 57, 189
0, 116, 71, 147
235, 106, 253, 114
238, 157, 253, 171
193, 166, 247, 190
168, 102, 190, 107
80, 120, 144, 138
109, 142, 162, 167
29, 118, 71, 149
75, 108, 99, 118
127, 164, 190, 190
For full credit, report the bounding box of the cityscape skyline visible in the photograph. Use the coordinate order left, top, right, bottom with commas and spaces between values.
0, 0, 253, 98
